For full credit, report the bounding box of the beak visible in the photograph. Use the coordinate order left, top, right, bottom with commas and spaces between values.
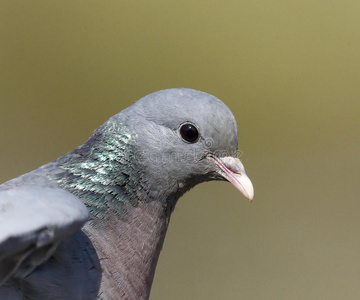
208, 155, 254, 202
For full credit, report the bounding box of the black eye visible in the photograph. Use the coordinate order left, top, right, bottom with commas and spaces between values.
180, 123, 199, 143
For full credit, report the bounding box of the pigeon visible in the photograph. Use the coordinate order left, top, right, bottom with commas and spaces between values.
0, 88, 254, 299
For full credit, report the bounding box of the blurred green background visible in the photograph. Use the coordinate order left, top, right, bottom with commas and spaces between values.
1, 1, 360, 299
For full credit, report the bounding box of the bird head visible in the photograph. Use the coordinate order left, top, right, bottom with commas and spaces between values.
118, 88, 254, 205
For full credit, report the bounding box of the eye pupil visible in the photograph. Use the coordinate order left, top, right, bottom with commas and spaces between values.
180, 123, 199, 143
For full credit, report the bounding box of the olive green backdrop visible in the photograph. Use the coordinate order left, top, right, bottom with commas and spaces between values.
1, 1, 360, 299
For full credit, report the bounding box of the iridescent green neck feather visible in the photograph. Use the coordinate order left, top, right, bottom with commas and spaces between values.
49, 120, 144, 220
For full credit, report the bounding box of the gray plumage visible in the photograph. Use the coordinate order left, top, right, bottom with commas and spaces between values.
0, 88, 254, 299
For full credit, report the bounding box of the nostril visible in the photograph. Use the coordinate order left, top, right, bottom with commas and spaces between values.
220, 157, 245, 175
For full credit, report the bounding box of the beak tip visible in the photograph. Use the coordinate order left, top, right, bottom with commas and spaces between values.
235, 171, 254, 202
243, 182, 254, 202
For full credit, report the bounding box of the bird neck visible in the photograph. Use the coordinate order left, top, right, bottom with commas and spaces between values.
49, 123, 176, 298
48, 120, 186, 297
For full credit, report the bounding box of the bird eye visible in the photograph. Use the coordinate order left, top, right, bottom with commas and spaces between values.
179, 123, 199, 143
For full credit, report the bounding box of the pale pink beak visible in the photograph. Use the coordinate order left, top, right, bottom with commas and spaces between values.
208, 155, 254, 201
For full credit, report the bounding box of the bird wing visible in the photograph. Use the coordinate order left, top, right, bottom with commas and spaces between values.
0, 186, 88, 285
